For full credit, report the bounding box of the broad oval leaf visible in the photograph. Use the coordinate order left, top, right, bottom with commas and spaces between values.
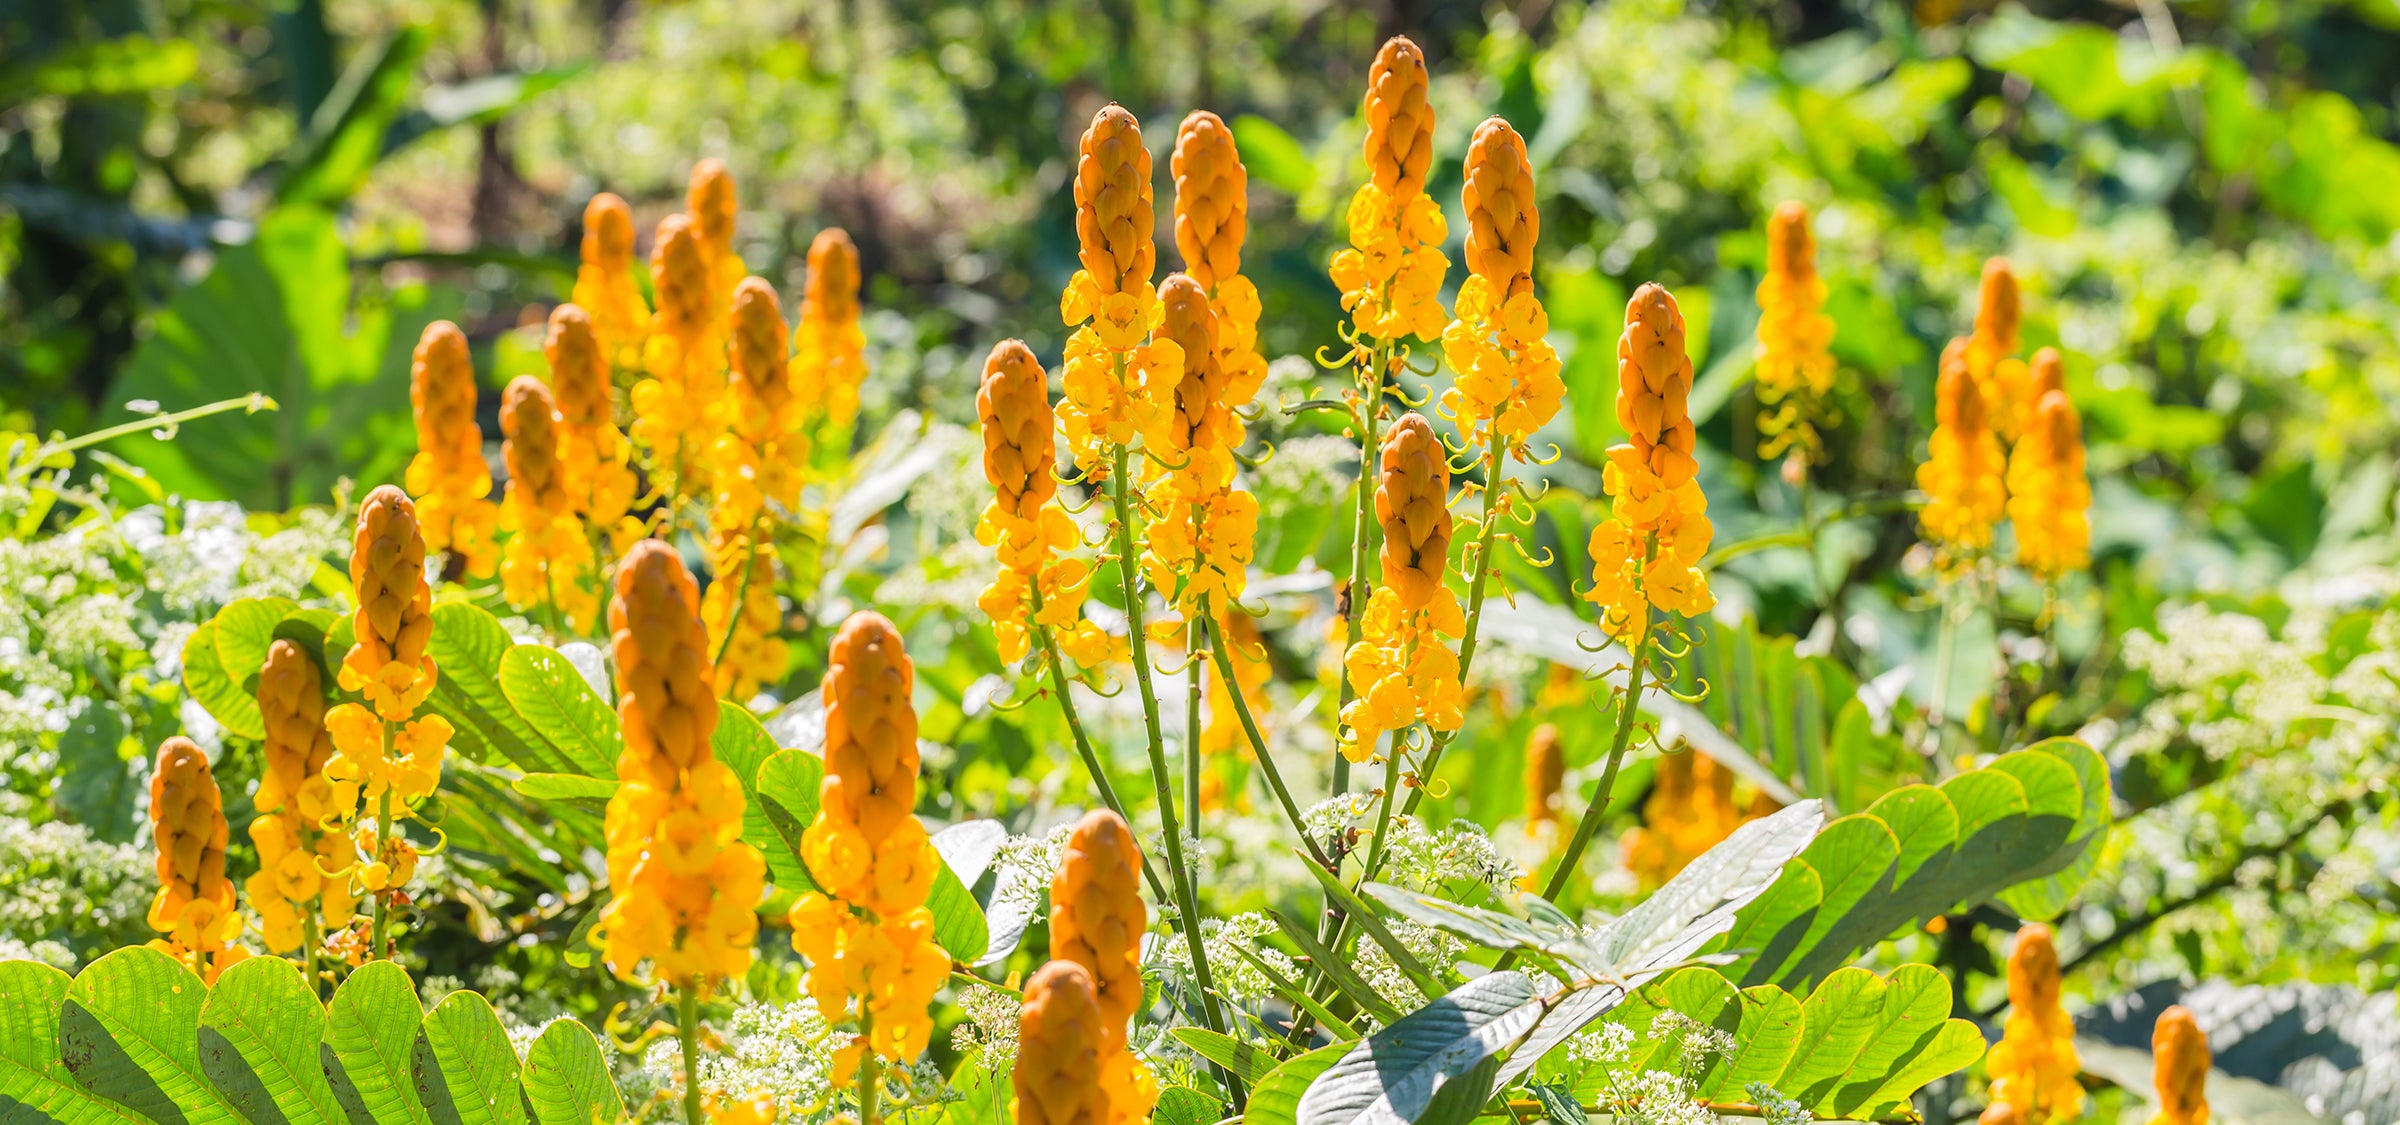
509, 774, 619, 806
413, 991, 525, 1125
1247, 1043, 1350, 1125
197, 955, 341, 1125
0, 959, 148, 1125
498, 646, 620, 777
520, 1020, 620, 1125
182, 620, 262, 742
323, 961, 431, 1125
60, 946, 242, 1125
1168, 1029, 1282, 1090
1296, 971, 1545, 1125
423, 603, 560, 773
1577, 800, 1825, 980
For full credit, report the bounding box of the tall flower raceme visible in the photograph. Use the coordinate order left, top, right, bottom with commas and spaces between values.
789, 612, 950, 1098
634, 214, 728, 504
546, 302, 641, 550
689, 160, 746, 316
405, 321, 499, 578
599, 539, 765, 988
1057, 104, 1178, 483
2006, 348, 2090, 584
499, 375, 598, 631
1754, 201, 1837, 470
247, 638, 356, 961
1442, 117, 1563, 459
324, 486, 451, 958
148, 736, 249, 983
975, 339, 1111, 669
1986, 923, 2085, 1125
1341, 412, 1465, 761
1142, 274, 1259, 625
1171, 110, 1267, 412
1586, 283, 1716, 647
1967, 257, 2030, 442
1917, 338, 2007, 566
705, 277, 804, 699
794, 229, 868, 431
1049, 810, 1161, 1125
1017, 961, 1139, 1125
573, 192, 650, 371
2153, 1006, 2210, 1125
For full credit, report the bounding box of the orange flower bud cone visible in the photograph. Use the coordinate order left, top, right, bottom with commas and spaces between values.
611, 539, 718, 779
1050, 808, 1148, 1040
340, 486, 436, 720
1920, 338, 2007, 561
688, 159, 744, 304
1525, 722, 1563, 826
1974, 257, 2022, 360
796, 228, 866, 427
2008, 373, 2089, 582
820, 611, 919, 845
978, 339, 1056, 521
546, 303, 611, 429
2022, 346, 2065, 435
1364, 36, 1435, 201
404, 321, 497, 576
1586, 283, 1713, 644
1461, 118, 1538, 298
1153, 273, 1225, 461
1755, 202, 1836, 463
1172, 111, 1248, 293
1076, 106, 1155, 298
502, 376, 566, 517
546, 302, 636, 531
1988, 923, 2084, 1125
650, 214, 715, 357
730, 276, 794, 429
805, 228, 862, 333
1375, 412, 1453, 609
2153, 1006, 2210, 1125
256, 638, 331, 815
573, 193, 649, 367
1016, 960, 1114, 1125
148, 735, 245, 980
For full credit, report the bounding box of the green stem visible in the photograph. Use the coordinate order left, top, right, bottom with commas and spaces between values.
679, 984, 704, 1125
711, 519, 764, 669
24, 394, 275, 477
855, 1026, 880, 1125
302, 913, 322, 1000
1029, 592, 1171, 903
1205, 619, 1336, 873
1186, 627, 1204, 836
372, 716, 396, 961
1335, 343, 1388, 801
1535, 634, 1652, 903
1105, 441, 1240, 1092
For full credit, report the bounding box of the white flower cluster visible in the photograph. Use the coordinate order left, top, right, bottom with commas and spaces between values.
950, 982, 1022, 1065
633, 995, 843, 1124
1148, 911, 1300, 1005
0, 810, 154, 967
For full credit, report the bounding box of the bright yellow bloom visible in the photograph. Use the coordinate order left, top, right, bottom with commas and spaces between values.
2006, 348, 2090, 582
1987, 923, 2084, 1125
1754, 202, 1837, 465
338, 486, 437, 722
794, 229, 867, 429
1017, 960, 1156, 1125
1918, 338, 2007, 564
706, 1089, 778, 1125
702, 528, 786, 701
1058, 105, 1179, 479
1586, 284, 1715, 645
975, 339, 1112, 668
1968, 258, 2030, 442
2153, 1006, 2210, 1125
1342, 413, 1464, 760
1618, 751, 1776, 888
789, 613, 950, 1070
546, 303, 640, 546
1173, 110, 1267, 407
404, 321, 498, 578
688, 159, 746, 315
634, 214, 727, 498
1442, 118, 1560, 455
600, 539, 767, 987
712, 277, 806, 533
572, 193, 650, 370
1143, 274, 1258, 621
500, 375, 598, 630
1330, 36, 1449, 345
1047, 811, 1161, 1125
148, 736, 249, 983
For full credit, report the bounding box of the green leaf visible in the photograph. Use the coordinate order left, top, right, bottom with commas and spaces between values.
0, 960, 146, 1125
1995, 738, 2114, 920
1, 35, 199, 98
1153, 1087, 1224, 1125
1245, 1043, 1350, 1125
927, 851, 991, 967
323, 961, 432, 1125
1296, 972, 1545, 1125
280, 29, 429, 206
57, 699, 139, 843
383, 66, 588, 153
1230, 115, 1314, 196
425, 603, 563, 773
413, 992, 526, 1125
499, 646, 619, 777
510, 774, 619, 806
1167, 1028, 1283, 1090
520, 1020, 621, 1125
183, 620, 263, 741
748, 748, 825, 894
60, 946, 242, 1125
198, 956, 342, 1125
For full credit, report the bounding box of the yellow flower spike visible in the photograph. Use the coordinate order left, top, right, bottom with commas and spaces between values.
1015, 961, 1117, 1125
404, 320, 498, 578
705, 1088, 779, 1125
635, 214, 727, 497
2006, 348, 2091, 584
788, 612, 948, 1066
2153, 1006, 2210, 1125
1585, 283, 1714, 646
1057, 105, 1171, 480
249, 639, 343, 954
1333, 36, 1449, 346
1754, 202, 1837, 468
1049, 809, 1148, 1037
500, 375, 595, 628
795, 228, 867, 428
688, 159, 745, 311
546, 303, 638, 531
1341, 412, 1465, 761
1987, 923, 2084, 1125
702, 527, 787, 701
148, 736, 248, 983
338, 486, 437, 721
1172, 111, 1247, 295
572, 193, 650, 370
600, 539, 766, 987
976, 339, 1094, 666
1969, 257, 2029, 441
1524, 722, 1563, 827
1441, 117, 1561, 455
1918, 338, 2007, 566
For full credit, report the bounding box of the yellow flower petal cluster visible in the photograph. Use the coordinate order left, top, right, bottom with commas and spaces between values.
1172, 110, 1268, 406
795, 229, 868, 429
1058, 105, 1179, 479
688, 160, 746, 315
1986, 923, 2084, 1125
572, 193, 650, 370
1342, 413, 1465, 760
1524, 722, 1564, 827
1968, 258, 2030, 442
1618, 751, 1776, 889
789, 613, 950, 1073
706, 1089, 778, 1125
1917, 339, 2007, 562
1441, 118, 1560, 455
705, 277, 804, 699
2153, 1005, 2210, 1125
1754, 202, 1837, 465
600, 539, 767, 987
404, 321, 498, 578
500, 375, 598, 630
547, 303, 639, 545
147, 736, 249, 983
1143, 274, 1258, 620
1017, 960, 1154, 1125
2006, 348, 2090, 582
703, 530, 786, 701
1587, 283, 1715, 645
976, 340, 1111, 668
1047, 810, 1161, 1125
634, 213, 727, 495
324, 488, 450, 903
248, 639, 358, 955
1330, 36, 1449, 344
